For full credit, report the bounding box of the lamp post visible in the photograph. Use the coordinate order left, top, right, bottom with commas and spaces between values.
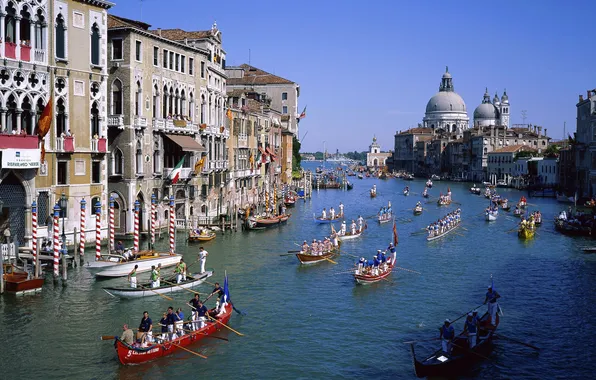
59, 193, 67, 255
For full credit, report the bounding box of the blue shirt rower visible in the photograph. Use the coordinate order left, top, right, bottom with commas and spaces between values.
439, 319, 455, 354
463, 313, 478, 348
484, 285, 501, 327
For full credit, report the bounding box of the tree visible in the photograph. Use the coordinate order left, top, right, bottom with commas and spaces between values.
292, 136, 302, 171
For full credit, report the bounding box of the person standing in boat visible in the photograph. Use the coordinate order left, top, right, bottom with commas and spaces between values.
180, 258, 187, 282
156, 263, 162, 287
158, 312, 168, 342
357, 215, 364, 230
128, 265, 138, 288
165, 307, 176, 340
439, 319, 455, 354
329, 207, 336, 220
188, 294, 201, 330
138, 311, 153, 343
175, 308, 185, 336
115, 241, 124, 254
358, 257, 366, 274
484, 285, 501, 326
198, 247, 209, 274
150, 265, 159, 288
174, 260, 183, 284
321, 208, 327, 220
463, 313, 477, 348
339, 202, 344, 217
350, 220, 357, 235
340, 220, 347, 236
206, 282, 224, 304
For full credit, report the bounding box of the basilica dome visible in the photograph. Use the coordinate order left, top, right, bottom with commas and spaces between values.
425, 91, 467, 114
473, 102, 499, 120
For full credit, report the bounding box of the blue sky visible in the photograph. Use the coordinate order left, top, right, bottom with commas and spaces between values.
114, 0, 596, 152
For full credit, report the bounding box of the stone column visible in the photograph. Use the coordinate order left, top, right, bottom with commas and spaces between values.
15, 109, 22, 133
15, 16, 21, 60
0, 13, 5, 58
30, 19, 35, 57
0, 108, 6, 133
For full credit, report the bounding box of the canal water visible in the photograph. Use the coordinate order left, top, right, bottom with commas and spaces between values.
1, 164, 595, 379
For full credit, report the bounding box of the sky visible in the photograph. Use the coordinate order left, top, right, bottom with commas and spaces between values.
113, 0, 596, 153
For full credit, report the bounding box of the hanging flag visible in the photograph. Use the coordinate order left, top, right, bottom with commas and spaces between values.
298, 106, 307, 119
193, 156, 205, 174
36, 96, 53, 163
249, 152, 254, 172
226, 108, 233, 120
170, 157, 185, 184
392, 219, 399, 246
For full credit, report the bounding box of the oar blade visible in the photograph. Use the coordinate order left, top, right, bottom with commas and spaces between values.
100, 335, 115, 341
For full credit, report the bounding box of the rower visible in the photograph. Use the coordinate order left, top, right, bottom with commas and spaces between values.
358, 257, 366, 274
115, 241, 124, 255
357, 215, 364, 230
174, 259, 183, 284
156, 264, 162, 287
138, 311, 153, 344
121, 324, 135, 346
332, 233, 339, 248
158, 312, 168, 342
318, 240, 324, 255
188, 294, 201, 331
301, 240, 309, 252
351, 220, 357, 235
373, 252, 381, 275
439, 319, 455, 354
463, 313, 477, 348
175, 308, 185, 336
330, 207, 336, 220
484, 285, 501, 326
340, 221, 347, 236
180, 258, 187, 282
339, 202, 344, 217
195, 299, 208, 330
128, 265, 138, 289
322, 208, 327, 220
206, 282, 224, 305
379, 207, 384, 216
198, 247, 209, 274
150, 265, 159, 288
166, 307, 176, 340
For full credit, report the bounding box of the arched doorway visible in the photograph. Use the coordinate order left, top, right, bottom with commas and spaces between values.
373, 158, 378, 167
0, 173, 27, 246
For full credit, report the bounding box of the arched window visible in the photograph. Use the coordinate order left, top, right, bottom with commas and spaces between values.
113, 148, 123, 175
162, 85, 168, 117
21, 97, 32, 134
168, 87, 174, 116
452, 124, 457, 133
35, 10, 45, 50
135, 81, 142, 116
174, 88, 180, 115
209, 96, 212, 125
152, 84, 159, 119
91, 23, 100, 65
135, 141, 143, 175
153, 141, 160, 173
56, 97, 66, 136
20, 6, 31, 45
180, 89, 186, 117
35, 98, 45, 128
4, 3, 16, 43
112, 79, 122, 114
6, 94, 17, 132
188, 92, 194, 120
91, 101, 100, 136
201, 95, 206, 124
55, 14, 66, 59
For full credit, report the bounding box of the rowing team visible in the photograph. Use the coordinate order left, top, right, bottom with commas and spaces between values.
321, 202, 345, 220
355, 243, 397, 276
339, 217, 365, 235
119, 283, 227, 347
426, 209, 461, 237
379, 206, 392, 216
485, 205, 498, 213
301, 236, 339, 255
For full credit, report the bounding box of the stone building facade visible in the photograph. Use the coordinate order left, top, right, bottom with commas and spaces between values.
366, 136, 391, 168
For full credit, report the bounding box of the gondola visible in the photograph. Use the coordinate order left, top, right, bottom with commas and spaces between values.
470, 185, 481, 194
410, 312, 499, 378
103, 271, 213, 298
245, 214, 291, 230
313, 214, 343, 224
295, 246, 340, 265
338, 223, 367, 241
113, 303, 232, 365
485, 210, 498, 221
188, 230, 216, 242
87, 251, 183, 278
284, 196, 296, 207
413, 205, 423, 215
346, 182, 354, 190
370, 189, 377, 198
403, 188, 410, 196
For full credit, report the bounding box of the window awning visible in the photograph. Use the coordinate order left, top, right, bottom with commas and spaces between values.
165, 134, 206, 152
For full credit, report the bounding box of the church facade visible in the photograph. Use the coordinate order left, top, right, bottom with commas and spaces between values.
366, 136, 391, 168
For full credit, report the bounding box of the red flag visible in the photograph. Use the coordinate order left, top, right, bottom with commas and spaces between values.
37, 96, 52, 164
392, 219, 399, 246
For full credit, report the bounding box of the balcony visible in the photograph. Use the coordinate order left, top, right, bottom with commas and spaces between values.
108, 115, 124, 128
199, 124, 229, 138
163, 166, 192, 180
0, 134, 38, 149
91, 137, 107, 153
21, 44, 31, 61
133, 116, 148, 129
5, 42, 16, 59
56, 136, 75, 153
153, 118, 198, 134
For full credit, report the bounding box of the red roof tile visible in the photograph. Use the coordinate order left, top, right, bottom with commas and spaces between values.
107, 14, 151, 30
148, 28, 213, 41
227, 64, 295, 85
489, 144, 537, 153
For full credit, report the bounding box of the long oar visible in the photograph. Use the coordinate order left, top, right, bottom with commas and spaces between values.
497, 334, 540, 351
100, 335, 115, 340
139, 284, 173, 301
403, 337, 440, 344
171, 342, 208, 359
163, 325, 230, 342
280, 252, 299, 256
396, 266, 421, 275
161, 279, 201, 296
324, 257, 338, 265
207, 315, 244, 336
451, 304, 485, 324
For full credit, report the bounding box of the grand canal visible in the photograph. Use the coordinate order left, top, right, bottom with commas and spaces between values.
1, 167, 595, 379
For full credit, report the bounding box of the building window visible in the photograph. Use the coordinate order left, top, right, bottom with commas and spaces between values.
181, 56, 186, 73
169, 51, 173, 70
163, 49, 168, 68
200, 61, 204, 78
91, 161, 101, 184
57, 161, 68, 185
152, 84, 159, 118
91, 23, 100, 66
56, 98, 66, 136
282, 92, 287, 100
55, 14, 66, 59
112, 38, 123, 60
175, 53, 180, 71
190, 58, 195, 75
135, 40, 142, 62
153, 141, 161, 173
135, 81, 142, 116
136, 141, 143, 175
91, 101, 100, 136
282, 106, 288, 114
153, 46, 159, 66
113, 148, 123, 175
111, 79, 123, 115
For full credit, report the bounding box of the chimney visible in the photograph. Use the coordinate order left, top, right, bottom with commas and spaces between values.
544, 128, 547, 137
537, 126, 542, 137
580, 95, 584, 102
157, 28, 162, 37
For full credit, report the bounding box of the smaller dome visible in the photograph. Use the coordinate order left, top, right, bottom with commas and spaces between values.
474, 103, 499, 120
493, 92, 500, 105
501, 89, 509, 104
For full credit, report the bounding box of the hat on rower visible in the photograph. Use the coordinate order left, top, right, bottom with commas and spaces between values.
467, 313, 473, 317
473, 310, 478, 314
445, 319, 451, 324
377, 249, 382, 252
488, 285, 493, 289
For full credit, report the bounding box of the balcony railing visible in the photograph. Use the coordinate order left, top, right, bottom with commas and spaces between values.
200, 125, 229, 138
91, 137, 107, 153
56, 136, 75, 153
153, 118, 198, 134
5, 42, 16, 59
163, 166, 192, 180
34, 48, 45, 63
0, 134, 38, 149
21, 44, 31, 61
133, 116, 148, 128
108, 115, 124, 128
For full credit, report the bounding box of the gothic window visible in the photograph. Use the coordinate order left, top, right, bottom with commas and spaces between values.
169, 87, 174, 116
91, 23, 100, 65
20, 6, 31, 44
91, 101, 100, 136
180, 89, 186, 116
135, 81, 142, 116
174, 89, 180, 115
112, 79, 122, 114
56, 97, 66, 136
35, 10, 45, 50
201, 95, 206, 124
152, 84, 159, 118
188, 92, 194, 120
21, 97, 32, 134
135, 141, 143, 175
35, 98, 45, 129
452, 124, 457, 133
153, 141, 160, 173
113, 148, 123, 175
4, 3, 16, 43
6, 94, 17, 132
55, 14, 66, 59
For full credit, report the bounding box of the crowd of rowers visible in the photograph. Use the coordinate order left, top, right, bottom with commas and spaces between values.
379, 201, 392, 216
355, 243, 397, 276
426, 209, 461, 237
119, 282, 229, 347
519, 214, 537, 230
301, 235, 340, 255
320, 202, 344, 220
438, 190, 452, 204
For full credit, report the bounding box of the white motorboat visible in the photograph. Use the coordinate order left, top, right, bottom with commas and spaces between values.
102, 271, 213, 298
87, 251, 182, 278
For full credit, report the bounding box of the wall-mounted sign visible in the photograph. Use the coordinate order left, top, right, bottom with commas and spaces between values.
1, 149, 40, 169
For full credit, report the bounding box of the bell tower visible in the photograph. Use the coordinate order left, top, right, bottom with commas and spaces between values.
500, 89, 510, 128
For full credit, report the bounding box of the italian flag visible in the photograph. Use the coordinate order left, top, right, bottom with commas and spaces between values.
170, 157, 185, 184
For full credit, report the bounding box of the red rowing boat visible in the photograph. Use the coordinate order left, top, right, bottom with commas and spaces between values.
113, 304, 232, 365
353, 263, 394, 285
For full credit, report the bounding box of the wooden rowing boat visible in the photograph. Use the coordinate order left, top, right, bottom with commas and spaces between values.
245, 213, 291, 229
370, 190, 377, 198
354, 263, 394, 285
338, 223, 367, 241
295, 246, 340, 265
378, 212, 393, 224
427, 223, 460, 242
413, 206, 423, 215
404, 189, 410, 196
103, 271, 213, 298
313, 214, 342, 224
410, 312, 499, 378
114, 303, 232, 365
437, 199, 452, 206
87, 251, 182, 278
2, 264, 44, 295
485, 210, 498, 221
518, 226, 535, 239
188, 231, 216, 242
